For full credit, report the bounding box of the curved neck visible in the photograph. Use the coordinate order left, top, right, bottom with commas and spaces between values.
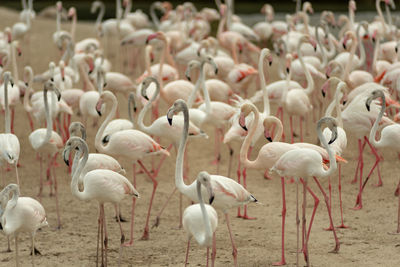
325, 32, 336, 59
349, 5, 355, 30
315, 26, 328, 68
138, 81, 160, 133
128, 94, 135, 126
200, 61, 211, 112
370, 94, 386, 147
79, 61, 95, 91
23, 74, 33, 113
271, 116, 283, 142
343, 35, 357, 82
196, 180, 213, 246
21, 0, 26, 10
95, 93, 118, 153
297, 40, 314, 95
385, 3, 393, 36
116, 0, 122, 19
317, 122, 337, 176
175, 105, 190, 194
372, 35, 380, 73
216, 10, 226, 38
376, 0, 387, 35
3, 75, 11, 133
240, 104, 259, 168
150, 4, 161, 30
6, 185, 19, 210
71, 141, 89, 200
187, 64, 202, 109
356, 26, 366, 67
43, 88, 53, 147
95, 4, 105, 27
56, 6, 61, 32
259, 51, 270, 116
123, 0, 132, 18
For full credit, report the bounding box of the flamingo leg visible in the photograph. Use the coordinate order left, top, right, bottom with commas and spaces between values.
184, 238, 191, 267
211, 128, 221, 174
313, 176, 340, 253
397, 184, 400, 233
14, 163, 19, 186
272, 177, 287, 266
27, 112, 34, 131
38, 154, 43, 200
299, 116, 303, 142
224, 213, 238, 267
123, 164, 137, 247
296, 180, 299, 267
300, 177, 307, 264
206, 247, 209, 267
52, 154, 61, 229
227, 146, 234, 178
351, 138, 366, 184
353, 139, 365, 210
242, 166, 256, 220
11, 107, 15, 134
7, 237, 11, 252
31, 235, 35, 266
337, 164, 348, 228
102, 204, 108, 267
152, 187, 178, 228
138, 160, 158, 240
236, 154, 242, 218
96, 205, 101, 267
211, 233, 216, 267
325, 177, 334, 231
15, 235, 19, 267
153, 144, 173, 177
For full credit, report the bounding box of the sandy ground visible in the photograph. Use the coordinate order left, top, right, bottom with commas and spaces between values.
0, 6, 400, 267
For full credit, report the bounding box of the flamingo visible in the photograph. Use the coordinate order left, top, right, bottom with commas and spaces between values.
63, 136, 139, 266
167, 99, 257, 267
183, 171, 218, 267
0, 184, 48, 267
28, 81, 63, 228
0, 72, 20, 186
271, 117, 340, 266
95, 90, 169, 244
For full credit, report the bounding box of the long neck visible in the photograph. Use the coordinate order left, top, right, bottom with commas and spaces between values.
259, 52, 270, 116
71, 13, 76, 42
128, 94, 135, 126
343, 36, 357, 82
335, 84, 345, 128
240, 105, 259, 168
349, 6, 355, 30
71, 142, 89, 200
42, 88, 53, 147
315, 26, 328, 68
376, 0, 387, 34
385, 3, 393, 36
150, 4, 160, 30
187, 65, 202, 109
369, 95, 386, 147
216, 10, 226, 38
116, 0, 122, 19
79, 61, 95, 91
196, 180, 213, 246
297, 41, 314, 95
23, 80, 33, 113
356, 26, 366, 67
372, 36, 380, 73
137, 82, 160, 133
175, 105, 190, 194
11, 43, 19, 82
56, 6, 61, 32
21, 0, 26, 10
164, 38, 176, 69
95, 4, 105, 27
3, 75, 11, 133
317, 123, 337, 176
271, 116, 283, 142
123, 0, 131, 18
7, 185, 19, 210
95, 95, 118, 153
325, 33, 336, 59
199, 62, 211, 113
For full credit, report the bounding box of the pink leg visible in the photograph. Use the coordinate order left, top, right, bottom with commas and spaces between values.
225, 213, 238, 267
236, 155, 242, 218
242, 167, 256, 220
27, 112, 34, 131
206, 247, 209, 267
96, 205, 101, 267
264, 169, 273, 180
375, 163, 382, 187
153, 144, 173, 177
300, 178, 306, 258
272, 177, 287, 266
353, 139, 365, 210
227, 146, 234, 178
211, 233, 216, 267
123, 164, 137, 247
351, 138, 366, 184
184, 239, 190, 266
100, 204, 104, 266
102, 204, 108, 267
337, 164, 348, 228
295, 181, 300, 267
325, 177, 334, 231
37, 154, 43, 200
152, 187, 178, 228
313, 177, 340, 253
299, 116, 303, 142
52, 155, 61, 229
138, 160, 158, 240
11, 107, 15, 134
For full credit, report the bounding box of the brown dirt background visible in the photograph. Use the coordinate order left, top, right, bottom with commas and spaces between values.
0, 7, 400, 267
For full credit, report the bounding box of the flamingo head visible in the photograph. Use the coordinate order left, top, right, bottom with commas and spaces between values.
141, 76, 159, 101
167, 99, 187, 126
318, 117, 338, 145
349, 0, 356, 12
197, 171, 215, 204
56, 1, 62, 12
185, 59, 201, 81
263, 120, 273, 142
67, 7, 76, 19
385, 0, 396, 9
239, 103, 254, 131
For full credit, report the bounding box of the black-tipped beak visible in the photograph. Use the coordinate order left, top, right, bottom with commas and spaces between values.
396, 47, 398, 53
286, 67, 289, 74
134, 107, 137, 112
269, 61, 272, 66
64, 158, 69, 166
209, 195, 214, 205
241, 125, 248, 131
197, 51, 201, 57
366, 103, 370, 111
342, 100, 347, 105
145, 38, 149, 45
342, 43, 346, 49
18, 52, 21, 57
186, 75, 191, 81
372, 38, 376, 43
103, 83, 107, 87
314, 46, 317, 52
57, 94, 61, 101
97, 110, 102, 116
50, 78, 54, 82
326, 74, 330, 79
62, 77, 65, 81
167, 117, 173, 126
215, 68, 218, 75
266, 136, 272, 142
322, 91, 326, 98
25, 82, 28, 86
10, 82, 14, 87
328, 138, 335, 145
144, 95, 149, 101
88, 70, 93, 75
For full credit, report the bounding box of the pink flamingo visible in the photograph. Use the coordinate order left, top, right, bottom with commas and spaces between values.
0, 184, 48, 267
271, 117, 340, 267
64, 136, 139, 266
168, 99, 257, 267
95, 90, 169, 244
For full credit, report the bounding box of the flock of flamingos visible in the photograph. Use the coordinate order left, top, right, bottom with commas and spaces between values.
1, 0, 400, 266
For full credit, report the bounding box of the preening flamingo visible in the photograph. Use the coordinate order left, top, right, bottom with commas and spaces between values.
63, 136, 139, 266
95, 90, 169, 244
167, 99, 257, 267
0, 184, 48, 267
183, 171, 218, 267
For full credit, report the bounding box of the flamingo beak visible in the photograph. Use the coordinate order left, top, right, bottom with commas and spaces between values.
239, 113, 247, 131
96, 99, 103, 116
